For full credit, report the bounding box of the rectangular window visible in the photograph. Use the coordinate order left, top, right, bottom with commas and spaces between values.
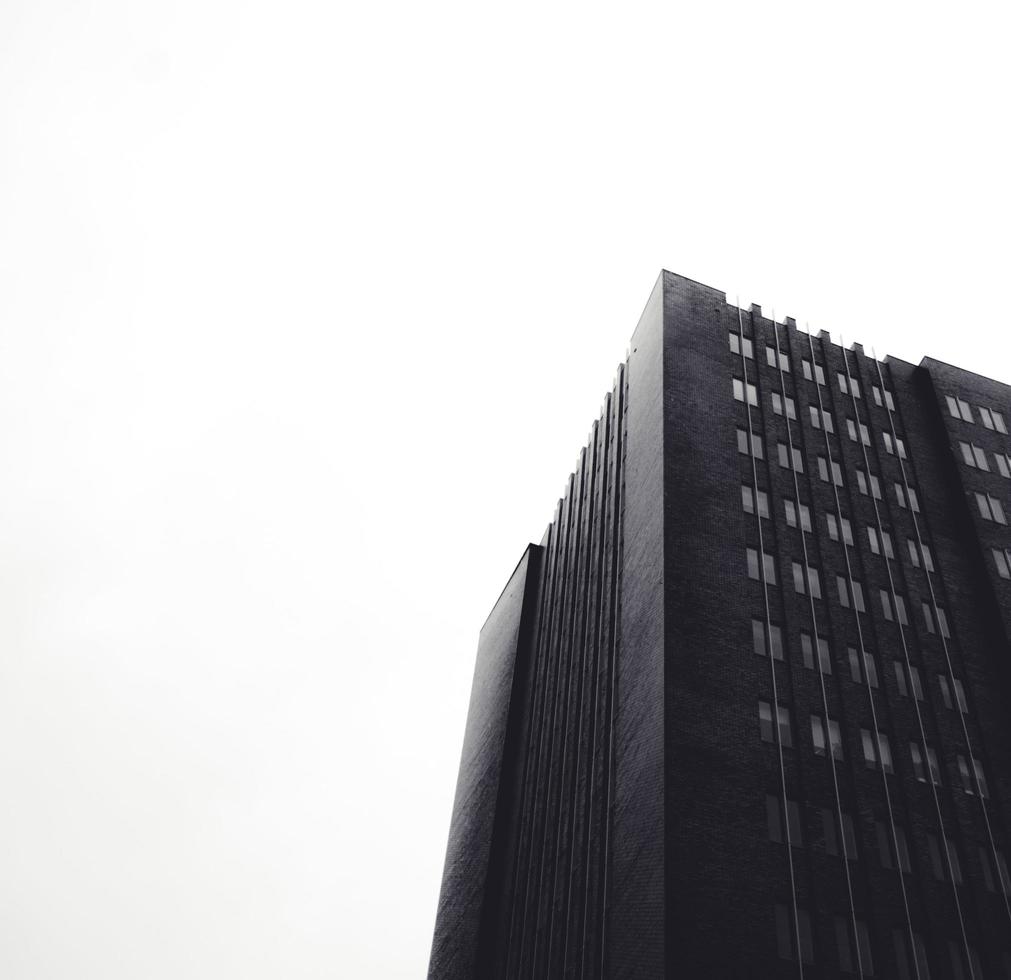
742, 484, 770, 518
812, 715, 843, 760
809, 405, 821, 429
846, 419, 870, 446
766, 346, 790, 372
893, 930, 931, 980
838, 373, 862, 397
979, 406, 995, 429
958, 397, 973, 422
818, 457, 843, 486
784, 499, 811, 531
993, 548, 1011, 579
995, 410, 1008, 434
766, 794, 802, 846
835, 916, 874, 974
872, 385, 895, 411
957, 754, 988, 797
895, 483, 907, 509
827, 513, 854, 545
822, 808, 858, 859
939, 675, 968, 713
946, 394, 961, 419
801, 633, 831, 673
855, 649, 879, 687
837, 577, 866, 612
862, 730, 893, 772
802, 360, 826, 385
868, 527, 881, 555
737, 428, 765, 459
976, 492, 1008, 524
733, 378, 758, 406
753, 619, 784, 660
730, 333, 754, 358
759, 701, 774, 742
747, 549, 777, 584
880, 590, 894, 621
774, 905, 814, 964
778, 442, 804, 472
911, 743, 941, 786
877, 822, 911, 873
772, 392, 797, 419
996, 452, 1011, 478
792, 563, 821, 598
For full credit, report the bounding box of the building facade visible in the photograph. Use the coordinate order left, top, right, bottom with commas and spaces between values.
429, 272, 1011, 980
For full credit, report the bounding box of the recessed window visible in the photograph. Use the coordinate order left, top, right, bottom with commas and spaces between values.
995, 453, 1011, 478
827, 513, 853, 545
979, 406, 996, 429
822, 808, 858, 860
877, 822, 911, 873
778, 443, 804, 473
883, 432, 907, 458
801, 632, 831, 673
894, 482, 919, 511
811, 714, 842, 760
894, 661, 923, 701
993, 548, 1011, 579
747, 548, 777, 584
737, 428, 764, 458
838, 373, 861, 398
760, 701, 793, 746
939, 675, 967, 713
766, 794, 802, 846
772, 392, 797, 419
784, 499, 811, 532
946, 395, 974, 422
856, 469, 881, 499
893, 930, 931, 980
733, 378, 758, 406
802, 360, 826, 385
848, 646, 878, 687
774, 904, 813, 964
994, 409, 1008, 434
729, 333, 754, 358
793, 562, 821, 597
836, 916, 874, 975
873, 385, 895, 410
862, 729, 893, 772
847, 418, 870, 446
976, 492, 1007, 525
742, 484, 770, 518
959, 441, 990, 471
752, 619, 784, 660
979, 846, 1011, 894
957, 754, 989, 797
818, 457, 844, 486
766, 346, 790, 372
837, 576, 865, 611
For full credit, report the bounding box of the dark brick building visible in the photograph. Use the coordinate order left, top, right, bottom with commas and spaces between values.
429, 272, 1011, 980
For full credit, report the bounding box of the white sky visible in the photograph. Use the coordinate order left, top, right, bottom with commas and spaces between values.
1, 2, 1009, 977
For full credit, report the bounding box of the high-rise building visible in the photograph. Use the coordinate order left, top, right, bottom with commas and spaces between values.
428, 271, 1011, 980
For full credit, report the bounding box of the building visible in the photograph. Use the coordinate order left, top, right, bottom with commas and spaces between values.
428, 271, 1011, 980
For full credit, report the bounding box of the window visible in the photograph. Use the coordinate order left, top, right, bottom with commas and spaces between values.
994, 409, 1008, 434
922, 603, 951, 638
801, 632, 831, 673
772, 392, 797, 419
766, 794, 802, 845
939, 675, 967, 713
737, 427, 764, 458
979, 846, 1011, 894
946, 395, 973, 422
856, 469, 881, 499
760, 701, 793, 746
910, 743, 940, 785
784, 499, 811, 531
766, 346, 790, 372
996, 452, 1011, 478
836, 915, 874, 975
818, 456, 844, 486
753, 619, 784, 660
809, 405, 833, 430
883, 432, 907, 458
742, 485, 770, 518
928, 835, 963, 884
959, 440, 990, 471
877, 822, 911, 873
895, 661, 923, 700
837, 576, 866, 611
907, 539, 933, 571
849, 647, 878, 686
812, 715, 843, 759
793, 562, 821, 598
868, 527, 893, 557
893, 930, 931, 980
976, 491, 1008, 524
747, 548, 777, 584
827, 513, 854, 545
822, 808, 858, 859
957, 755, 989, 797
979, 406, 995, 429
838, 373, 861, 398
994, 548, 1011, 579
733, 378, 758, 406
862, 729, 893, 772
729, 333, 754, 358
778, 442, 804, 472
802, 360, 825, 385
774, 904, 814, 964
847, 418, 870, 446
873, 385, 895, 410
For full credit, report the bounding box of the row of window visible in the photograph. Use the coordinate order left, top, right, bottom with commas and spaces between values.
737, 426, 923, 513
765, 792, 1010, 892
746, 549, 950, 633
957, 440, 1011, 477
752, 618, 967, 707
757, 701, 988, 795
946, 394, 1008, 433
775, 903, 995, 980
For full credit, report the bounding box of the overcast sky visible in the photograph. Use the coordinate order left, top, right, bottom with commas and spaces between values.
1, 1, 1010, 977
